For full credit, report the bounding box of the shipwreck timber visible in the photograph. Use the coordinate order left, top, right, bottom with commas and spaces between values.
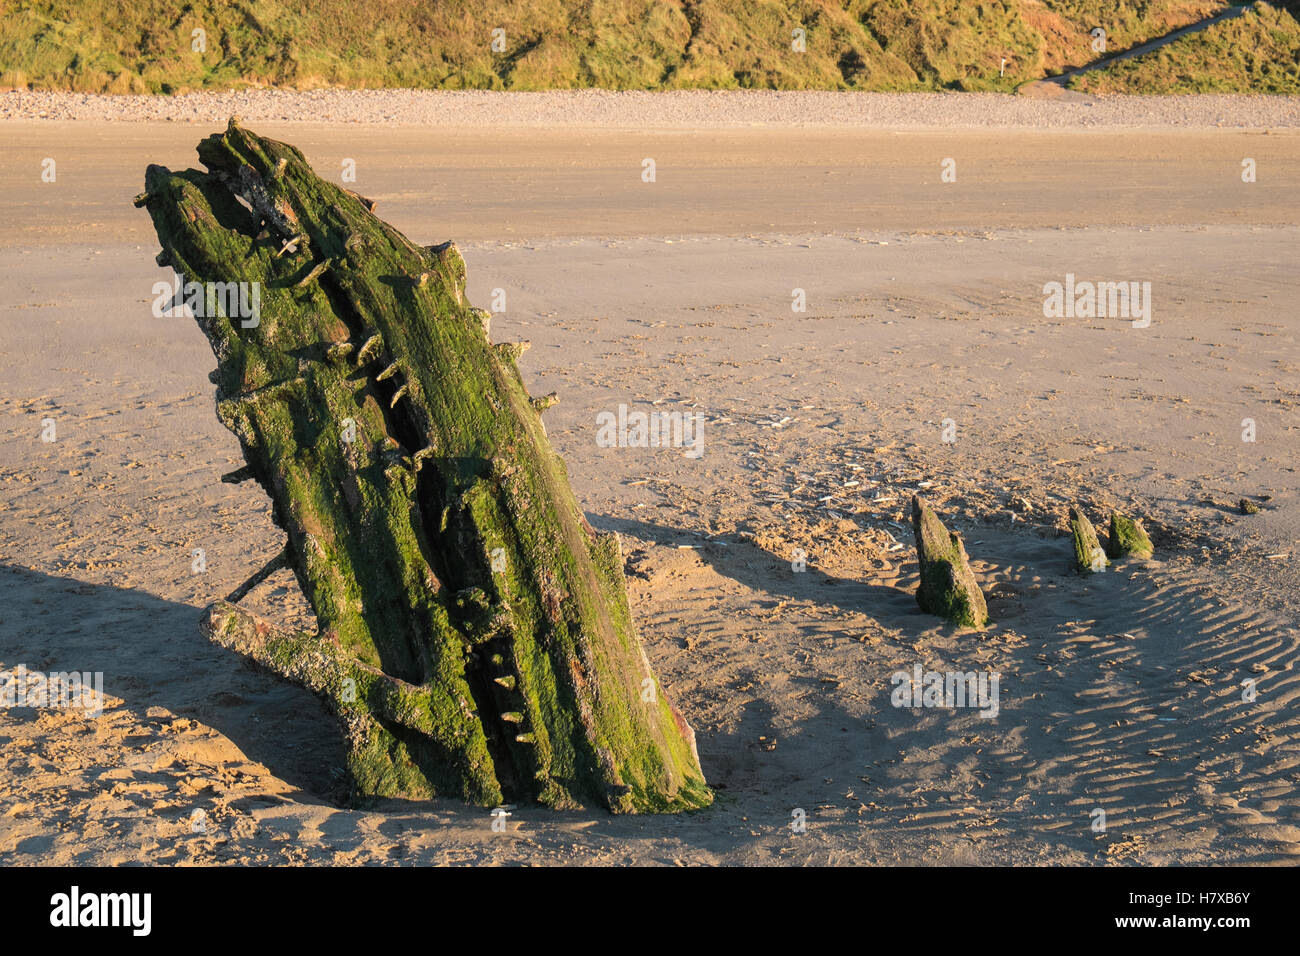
137, 118, 710, 813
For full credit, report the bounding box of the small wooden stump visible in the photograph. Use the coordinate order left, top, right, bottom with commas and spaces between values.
911, 495, 989, 628
1070, 507, 1110, 573
1106, 512, 1154, 559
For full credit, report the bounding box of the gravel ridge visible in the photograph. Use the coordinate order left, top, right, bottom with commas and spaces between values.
4, 89, 1299, 128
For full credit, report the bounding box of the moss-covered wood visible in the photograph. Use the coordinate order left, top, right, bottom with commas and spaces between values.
1105, 512, 1153, 560
138, 118, 710, 813
1069, 506, 1109, 574
910, 495, 988, 628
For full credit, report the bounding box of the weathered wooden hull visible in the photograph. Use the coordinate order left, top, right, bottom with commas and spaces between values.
138, 119, 710, 813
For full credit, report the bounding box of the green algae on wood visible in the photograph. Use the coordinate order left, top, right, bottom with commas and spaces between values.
201, 600, 493, 803
1106, 512, 1154, 560
1069, 506, 1110, 573
910, 495, 989, 629
139, 118, 710, 813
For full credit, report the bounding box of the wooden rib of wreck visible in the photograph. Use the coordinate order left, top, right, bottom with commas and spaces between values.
910, 495, 989, 629
137, 118, 710, 813
1069, 506, 1110, 574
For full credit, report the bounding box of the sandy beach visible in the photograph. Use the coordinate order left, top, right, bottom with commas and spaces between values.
1, 92, 1298, 865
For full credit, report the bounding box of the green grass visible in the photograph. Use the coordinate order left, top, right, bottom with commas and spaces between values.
0, 0, 1270, 94
1069, 2, 1300, 93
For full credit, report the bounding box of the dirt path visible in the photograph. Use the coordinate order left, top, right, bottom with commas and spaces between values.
1020, 3, 1255, 99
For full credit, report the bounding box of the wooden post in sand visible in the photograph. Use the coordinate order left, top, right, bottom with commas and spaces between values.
136, 118, 710, 813
1069, 507, 1110, 574
1105, 512, 1154, 560
911, 496, 989, 628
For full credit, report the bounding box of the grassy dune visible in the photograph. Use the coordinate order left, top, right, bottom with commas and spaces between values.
0, 0, 1253, 94
1070, 2, 1300, 93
